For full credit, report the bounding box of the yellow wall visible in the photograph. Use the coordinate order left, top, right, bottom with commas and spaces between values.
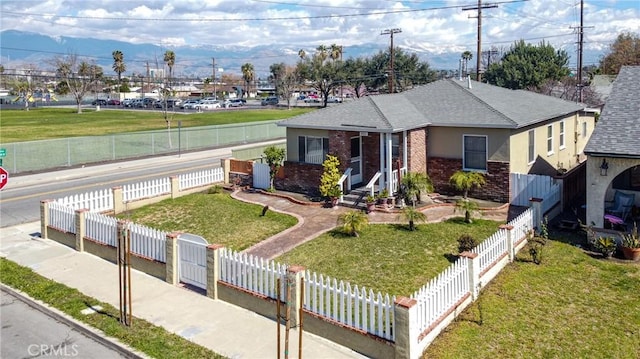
286, 128, 329, 161
428, 127, 510, 162
509, 112, 596, 174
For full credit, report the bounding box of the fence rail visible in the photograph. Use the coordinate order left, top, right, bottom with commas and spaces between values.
55, 189, 114, 212
48, 202, 76, 234
123, 178, 170, 202
179, 167, 224, 191
219, 248, 288, 300
473, 229, 508, 273
304, 271, 395, 341
85, 212, 117, 247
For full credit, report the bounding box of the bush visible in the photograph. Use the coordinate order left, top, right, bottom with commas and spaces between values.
457, 234, 478, 253
208, 185, 223, 194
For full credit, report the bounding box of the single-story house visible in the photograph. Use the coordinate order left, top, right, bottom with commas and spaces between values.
277, 77, 597, 203
584, 66, 640, 228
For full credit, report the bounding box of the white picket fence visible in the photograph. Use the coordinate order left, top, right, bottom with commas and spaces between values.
219, 248, 288, 300
85, 212, 118, 247
123, 178, 171, 202
411, 207, 533, 338
48, 201, 76, 233
55, 189, 114, 212
304, 271, 395, 341
179, 167, 224, 191
473, 229, 508, 274
128, 223, 167, 262
412, 258, 470, 336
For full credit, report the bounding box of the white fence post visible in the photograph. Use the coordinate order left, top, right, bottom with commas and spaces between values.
500, 224, 515, 262
170, 176, 179, 198
75, 208, 88, 252
113, 186, 124, 214
460, 251, 480, 300
394, 297, 419, 359
207, 244, 225, 300
529, 197, 543, 231
287, 265, 306, 326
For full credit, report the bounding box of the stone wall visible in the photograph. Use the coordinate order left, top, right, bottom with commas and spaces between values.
408, 128, 427, 174
279, 161, 324, 196
427, 157, 510, 203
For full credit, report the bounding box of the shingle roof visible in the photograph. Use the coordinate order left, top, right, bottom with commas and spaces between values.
278, 78, 585, 132
584, 66, 640, 158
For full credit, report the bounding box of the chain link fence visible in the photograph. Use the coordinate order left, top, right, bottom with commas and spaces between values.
1, 121, 285, 174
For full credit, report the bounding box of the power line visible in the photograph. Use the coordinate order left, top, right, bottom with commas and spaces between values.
463, 0, 498, 81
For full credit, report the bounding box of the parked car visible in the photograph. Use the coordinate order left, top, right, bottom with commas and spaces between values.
229, 99, 245, 107
196, 99, 221, 110
92, 99, 108, 106
154, 99, 182, 109
261, 96, 279, 106
326, 96, 343, 103
135, 98, 155, 108
107, 99, 121, 106
304, 94, 320, 103
181, 99, 200, 109
122, 98, 136, 107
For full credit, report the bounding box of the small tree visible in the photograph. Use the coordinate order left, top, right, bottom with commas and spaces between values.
449, 171, 485, 199
263, 145, 285, 192
337, 210, 369, 237
401, 172, 434, 206
455, 199, 480, 224
319, 154, 342, 199
398, 206, 427, 231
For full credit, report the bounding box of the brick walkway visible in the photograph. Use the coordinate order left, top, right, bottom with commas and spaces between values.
233, 189, 515, 260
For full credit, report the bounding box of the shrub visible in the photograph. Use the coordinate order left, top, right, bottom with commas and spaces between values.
457, 234, 478, 253
208, 185, 223, 194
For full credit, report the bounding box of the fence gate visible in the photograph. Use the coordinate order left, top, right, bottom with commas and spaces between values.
178, 233, 208, 290
253, 162, 270, 189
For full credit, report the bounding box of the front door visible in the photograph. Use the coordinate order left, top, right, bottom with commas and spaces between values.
350, 136, 362, 184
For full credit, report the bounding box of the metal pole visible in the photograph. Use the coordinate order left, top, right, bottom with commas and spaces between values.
298, 278, 304, 359
178, 120, 182, 158
126, 226, 132, 326
285, 276, 291, 359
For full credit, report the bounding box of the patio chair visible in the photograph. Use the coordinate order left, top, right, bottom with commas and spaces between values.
605, 191, 635, 223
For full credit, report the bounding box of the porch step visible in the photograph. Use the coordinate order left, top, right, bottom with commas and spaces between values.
340, 187, 376, 210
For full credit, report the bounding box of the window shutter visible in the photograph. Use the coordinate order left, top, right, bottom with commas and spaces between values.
298, 136, 306, 162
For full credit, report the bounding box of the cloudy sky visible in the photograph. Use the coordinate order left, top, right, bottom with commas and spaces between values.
1, 0, 638, 73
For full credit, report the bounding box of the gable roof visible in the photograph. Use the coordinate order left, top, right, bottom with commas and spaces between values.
278, 78, 586, 132
584, 66, 640, 159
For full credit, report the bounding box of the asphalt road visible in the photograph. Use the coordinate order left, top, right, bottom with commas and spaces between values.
0, 288, 130, 359
0, 145, 262, 228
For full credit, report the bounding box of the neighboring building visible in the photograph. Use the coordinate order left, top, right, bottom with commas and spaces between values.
277, 77, 597, 203
584, 66, 640, 228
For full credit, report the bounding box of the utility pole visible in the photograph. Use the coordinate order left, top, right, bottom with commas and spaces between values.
381, 28, 401, 93
463, 0, 497, 81
571, 0, 592, 103
212, 57, 216, 98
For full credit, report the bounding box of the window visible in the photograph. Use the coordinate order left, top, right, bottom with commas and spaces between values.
528, 130, 535, 164
582, 121, 587, 138
298, 136, 328, 164
547, 125, 553, 154
559, 121, 565, 149
463, 135, 487, 171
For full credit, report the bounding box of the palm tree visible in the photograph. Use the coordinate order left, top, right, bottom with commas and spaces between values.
337, 210, 369, 237
401, 172, 434, 206
298, 49, 306, 60
241, 63, 255, 99
329, 44, 342, 62
112, 50, 126, 93
461, 51, 473, 77
163, 50, 175, 88
449, 171, 485, 199
316, 45, 328, 62
398, 206, 427, 231
455, 199, 480, 224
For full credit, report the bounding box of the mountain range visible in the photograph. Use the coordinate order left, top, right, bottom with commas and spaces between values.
1, 30, 602, 79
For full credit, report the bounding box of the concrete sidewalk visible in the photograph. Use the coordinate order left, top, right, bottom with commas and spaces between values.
0, 222, 367, 359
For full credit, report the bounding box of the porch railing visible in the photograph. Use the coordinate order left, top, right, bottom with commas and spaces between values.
365, 172, 382, 197
390, 167, 407, 194
337, 168, 352, 203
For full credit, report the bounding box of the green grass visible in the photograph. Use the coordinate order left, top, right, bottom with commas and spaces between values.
119, 191, 298, 251
277, 218, 502, 296
423, 229, 640, 359
0, 107, 313, 143
0, 258, 226, 359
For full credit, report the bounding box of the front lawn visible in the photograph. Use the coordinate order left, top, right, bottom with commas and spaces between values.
119, 191, 298, 251
423, 234, 640, 358
0, 107, 314, 143
277, 218, 502, 296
